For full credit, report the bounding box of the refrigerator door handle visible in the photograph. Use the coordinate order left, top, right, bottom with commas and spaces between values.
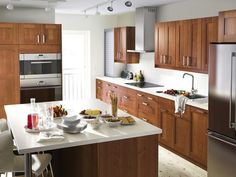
208, 131, 236, 148
229, 53, 236, 129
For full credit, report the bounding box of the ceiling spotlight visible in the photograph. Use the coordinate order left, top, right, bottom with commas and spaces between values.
125, 1, 132, 7
84, 10, 88, 18
107, 1, 113, 12
95, 6, 101, 15
6, 4, 14, 10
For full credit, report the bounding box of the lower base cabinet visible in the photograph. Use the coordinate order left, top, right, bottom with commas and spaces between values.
52, 135, 158, 177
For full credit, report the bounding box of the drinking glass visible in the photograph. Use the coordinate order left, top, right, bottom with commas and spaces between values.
44, 104, 54, 128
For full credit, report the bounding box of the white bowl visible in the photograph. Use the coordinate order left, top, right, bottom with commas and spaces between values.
105, 119, 121, 127
62, 115, 81, 127
88, 119, 102, 129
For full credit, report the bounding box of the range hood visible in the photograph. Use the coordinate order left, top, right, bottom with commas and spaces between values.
127, 7, 156, 53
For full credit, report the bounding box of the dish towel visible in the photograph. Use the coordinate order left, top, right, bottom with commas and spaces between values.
175, 95, 189, 114
36, 131, 64, 143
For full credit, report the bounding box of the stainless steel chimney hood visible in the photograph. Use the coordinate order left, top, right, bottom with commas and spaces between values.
127, 7, 156, 53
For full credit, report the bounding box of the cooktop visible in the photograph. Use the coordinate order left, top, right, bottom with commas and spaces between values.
125, 82, 164, 88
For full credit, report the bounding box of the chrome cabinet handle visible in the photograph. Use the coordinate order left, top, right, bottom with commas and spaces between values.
30, 61, 52, 64
142, 102, 148, 106
160, 55, 163, 64
123, 96, 128, 99
147, 97, 153, 100
182, 56, 186, 66
137, 94, 142, 97
141, 118, 148, 122
42, 34, 46, 43
37, 34, 40, 43
97, 86, 101, 89
186, 56, 191, 66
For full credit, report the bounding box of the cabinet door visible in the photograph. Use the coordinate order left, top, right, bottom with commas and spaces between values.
155, 23, 166, 66
119, 27, 127, 62
189, 108, 208, 167
174, 115, 190, 156
96, 80, 103, 100
43, 24, 61, 45
0, 23, 18, 44
219, 10, 236, 42
158, 108, 174, 148
0, 45, 20, 117
201, 17, 218, 73
137, 93, 158, 126
165, 22, 176, 67
176, 19, 202, 70
120, 89, 137, 116
19, 24, 41, 44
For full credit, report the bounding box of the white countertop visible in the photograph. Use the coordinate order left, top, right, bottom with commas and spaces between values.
5, 99, 162, 154
97, 76, 208, 110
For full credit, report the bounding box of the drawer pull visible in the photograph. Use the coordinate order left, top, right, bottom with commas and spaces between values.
123, 96, 128, 99
113, 86, 118, 89
142, 118, 148, 122
106, 84, 111, 87
142, 102, 148, 106
97, 86, 101, 89
137, 94, 143, 97
147, 97, 153, 100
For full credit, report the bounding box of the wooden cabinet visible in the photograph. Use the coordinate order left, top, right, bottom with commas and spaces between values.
219, 10, 236, 42
137, 92, 158, 126
119, 88, 137, 116
201, 17, 218, 72
189, 107, 208, 167
158, 98, 175, 148
0, 45, 20, 117
157, 97, 207, 169
155, 22, 176, 68
114, 27, 139, 64
0, 23, 18, 44
176, 19, 202, 70
19, 23, 61, 45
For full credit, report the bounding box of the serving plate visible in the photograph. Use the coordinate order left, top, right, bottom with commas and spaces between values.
57, 121, 87, 134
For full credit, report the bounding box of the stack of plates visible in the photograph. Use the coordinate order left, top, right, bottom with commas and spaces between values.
57, 115, 87, 134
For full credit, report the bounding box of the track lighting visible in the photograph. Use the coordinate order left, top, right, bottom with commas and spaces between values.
6, 3, 14, 10
125, 1, 132, 7
107, 1, 113, 12
83, 10, 88, 18
95, 6, 101, 15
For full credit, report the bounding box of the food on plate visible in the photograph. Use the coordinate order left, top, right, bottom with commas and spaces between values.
52, 105, 68, 118
105, 118, 121, 122
164, 89, 189, 97
83, 115, 97, 119
105, 118, 121, 127
101, 114, 113, 119
118, 116, 135, 125
80, 109, 102, 116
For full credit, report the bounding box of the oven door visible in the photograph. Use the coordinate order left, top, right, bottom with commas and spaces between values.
20, 85, 62, 103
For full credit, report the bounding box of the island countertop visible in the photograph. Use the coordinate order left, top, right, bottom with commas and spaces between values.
5, 99, 162, 154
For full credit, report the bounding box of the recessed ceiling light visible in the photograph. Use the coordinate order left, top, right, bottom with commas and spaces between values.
107, 1, 113, 12
6, 4, 14, 10
125, 1, 132, 7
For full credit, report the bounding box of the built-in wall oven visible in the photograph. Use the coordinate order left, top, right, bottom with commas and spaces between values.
20, 53, 62, 103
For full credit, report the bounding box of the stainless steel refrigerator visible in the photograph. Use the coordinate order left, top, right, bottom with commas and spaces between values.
208, 43, 236, 177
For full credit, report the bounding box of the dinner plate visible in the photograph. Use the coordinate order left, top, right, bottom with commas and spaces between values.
24, 123, 57, 133
57, 121, 87, 134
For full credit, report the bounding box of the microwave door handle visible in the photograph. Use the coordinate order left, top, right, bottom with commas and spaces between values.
229, 53, 236, 129
30, 61, 53, 64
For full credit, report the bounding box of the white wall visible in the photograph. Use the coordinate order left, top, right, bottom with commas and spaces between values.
156, 0, 236, 22
126, 0, 236, 96
0, 7, 55, 23
55, 14, 119, 98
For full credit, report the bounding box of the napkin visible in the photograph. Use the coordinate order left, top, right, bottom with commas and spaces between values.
175, 95, 189, 114
36, 131, 64, 143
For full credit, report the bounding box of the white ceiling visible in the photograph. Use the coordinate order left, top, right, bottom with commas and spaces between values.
0, 0, 185, 15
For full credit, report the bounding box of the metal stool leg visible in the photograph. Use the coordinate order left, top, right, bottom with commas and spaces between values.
49, 162, 54, 177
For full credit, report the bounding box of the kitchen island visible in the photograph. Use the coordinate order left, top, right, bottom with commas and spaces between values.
5, 99, 162, 177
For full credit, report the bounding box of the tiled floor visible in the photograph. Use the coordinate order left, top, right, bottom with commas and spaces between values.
2, 146, 207, 177
159, 146, 207, 177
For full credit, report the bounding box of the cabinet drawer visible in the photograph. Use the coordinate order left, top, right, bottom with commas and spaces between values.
120, 89, 137, 116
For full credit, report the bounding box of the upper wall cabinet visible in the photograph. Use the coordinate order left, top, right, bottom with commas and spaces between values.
114, 27, 139, 64
201, 17, 218, 72
0, 23, 18, 44
176, 19, 202, 71
19, 24, 61, 45
155, 22, 176, 68
219, 10, 236, 42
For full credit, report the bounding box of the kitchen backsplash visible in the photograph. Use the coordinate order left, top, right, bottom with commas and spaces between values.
127, 53, 208, 96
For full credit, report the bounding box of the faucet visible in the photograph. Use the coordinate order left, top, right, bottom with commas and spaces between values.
182, 73, 197, 95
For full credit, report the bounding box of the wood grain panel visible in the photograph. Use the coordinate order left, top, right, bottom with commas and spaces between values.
0, 23, 18, 44
43, 24, 61, 45
19, 24, 41, 44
